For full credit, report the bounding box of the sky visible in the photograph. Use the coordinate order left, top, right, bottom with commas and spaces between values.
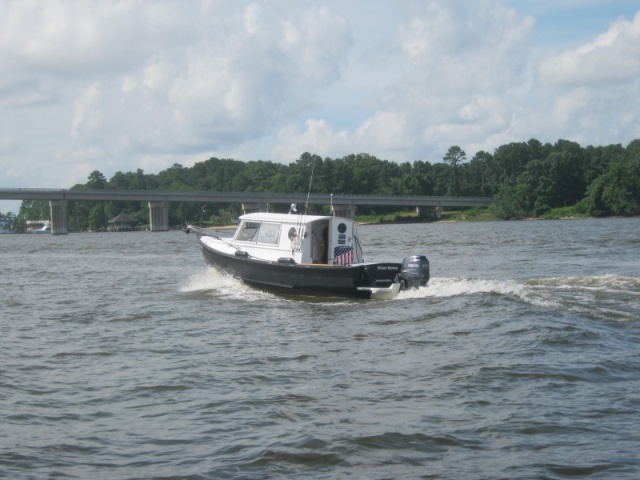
2, 0, 640, 214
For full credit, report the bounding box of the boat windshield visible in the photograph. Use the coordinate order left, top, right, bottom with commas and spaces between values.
236, 222, 260, 242
236, 221, 281, 245
256, 223, 280, 245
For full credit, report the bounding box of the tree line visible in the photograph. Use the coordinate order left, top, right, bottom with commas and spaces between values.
10, 137, 640, 231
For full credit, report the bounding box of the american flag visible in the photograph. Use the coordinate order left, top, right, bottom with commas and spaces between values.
334, 245, 353, 265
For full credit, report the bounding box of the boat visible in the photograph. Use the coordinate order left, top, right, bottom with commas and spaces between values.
26, 220, 51, 234
185, 209, 429, 299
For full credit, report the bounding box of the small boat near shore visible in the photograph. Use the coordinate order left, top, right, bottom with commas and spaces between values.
185, 210, 429, 299
26, 220, 51, 234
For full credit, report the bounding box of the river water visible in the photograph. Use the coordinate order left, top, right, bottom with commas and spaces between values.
1, 218, 639, 479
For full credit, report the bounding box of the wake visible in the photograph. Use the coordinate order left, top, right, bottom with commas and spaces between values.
397, 275, 640, 321
179, 268, 639, 320
178, 267, 276, 302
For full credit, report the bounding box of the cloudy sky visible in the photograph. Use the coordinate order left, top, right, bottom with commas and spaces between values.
1, 0, 640, 213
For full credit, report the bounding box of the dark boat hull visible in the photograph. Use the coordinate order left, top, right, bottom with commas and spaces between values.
198, 240, 402, 298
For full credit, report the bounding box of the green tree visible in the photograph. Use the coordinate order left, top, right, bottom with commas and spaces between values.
579, 140, 640, 216
17, 200, 49, 222
86, 170, 107, 189
516, 151, 587, 215
157, 163, 190, 190
492, 142, 532, 187
601, 158, 640, 215
342, 153, 381, 194
0, 211, 16, 231
411, 161, 436, 195
109, 171, 129, 190
443, 146, 466, 195
462, 150, 492, 196
578, 176, 608, 217
88, 203, 107, 231
490, 184, 530, 219
583, 144, 624, 185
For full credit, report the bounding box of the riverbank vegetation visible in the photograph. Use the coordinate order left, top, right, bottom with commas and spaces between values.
10, 137, 640, 230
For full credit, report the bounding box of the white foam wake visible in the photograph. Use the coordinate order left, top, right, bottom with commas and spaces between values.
397, 275, 639, 321
178, 267, 275, 301
179, 270, 639, 319
398, 277, 525, 299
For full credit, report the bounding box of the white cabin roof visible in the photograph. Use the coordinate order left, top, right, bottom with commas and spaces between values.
239, 212, 346, 225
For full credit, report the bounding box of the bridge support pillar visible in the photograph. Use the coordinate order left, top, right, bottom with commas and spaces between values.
148, 201, 169, 231
49, 199, 68, 235
416, 206, 441, 219
331, 204, 356, 220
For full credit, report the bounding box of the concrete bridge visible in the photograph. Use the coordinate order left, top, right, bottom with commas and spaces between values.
0, 188, 492, 234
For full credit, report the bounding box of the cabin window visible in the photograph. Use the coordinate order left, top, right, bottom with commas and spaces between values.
236, 222, 260, 242
256, 223, 280, 245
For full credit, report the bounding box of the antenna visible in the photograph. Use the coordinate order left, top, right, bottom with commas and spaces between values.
304, 160, 316, 215
409, 223, 428, 255
292, 158, 315, 253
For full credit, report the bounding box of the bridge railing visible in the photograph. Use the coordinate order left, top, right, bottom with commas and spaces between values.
1, 188, 492, 206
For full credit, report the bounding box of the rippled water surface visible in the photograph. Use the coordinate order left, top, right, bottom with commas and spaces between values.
2, 218, 639, 479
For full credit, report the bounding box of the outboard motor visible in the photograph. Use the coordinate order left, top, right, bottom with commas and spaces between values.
399, 255, 430, 289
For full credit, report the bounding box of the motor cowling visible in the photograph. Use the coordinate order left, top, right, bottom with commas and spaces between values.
399, 255, 430, 289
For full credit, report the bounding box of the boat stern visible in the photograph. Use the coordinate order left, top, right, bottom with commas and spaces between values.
355, 262, 403, 299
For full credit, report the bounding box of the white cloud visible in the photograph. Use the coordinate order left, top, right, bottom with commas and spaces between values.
275, 0, 536, 162
71, 83, 103, 138
356, 111, 409, 151
538, 11, 640, 86
0, 0, 194, 73
273, 119, 349, 161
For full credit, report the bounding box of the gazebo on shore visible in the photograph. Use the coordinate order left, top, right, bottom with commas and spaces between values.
107, 212, 140, 231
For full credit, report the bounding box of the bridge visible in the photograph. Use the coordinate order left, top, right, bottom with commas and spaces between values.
0, 188, 492, 234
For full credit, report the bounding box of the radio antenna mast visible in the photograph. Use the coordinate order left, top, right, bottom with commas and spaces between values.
292, 159, 317, 254
304, 159, 316, 214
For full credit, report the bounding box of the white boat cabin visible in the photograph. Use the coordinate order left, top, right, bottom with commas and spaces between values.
229, 212, 363, 265
26, 220, 51, 233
